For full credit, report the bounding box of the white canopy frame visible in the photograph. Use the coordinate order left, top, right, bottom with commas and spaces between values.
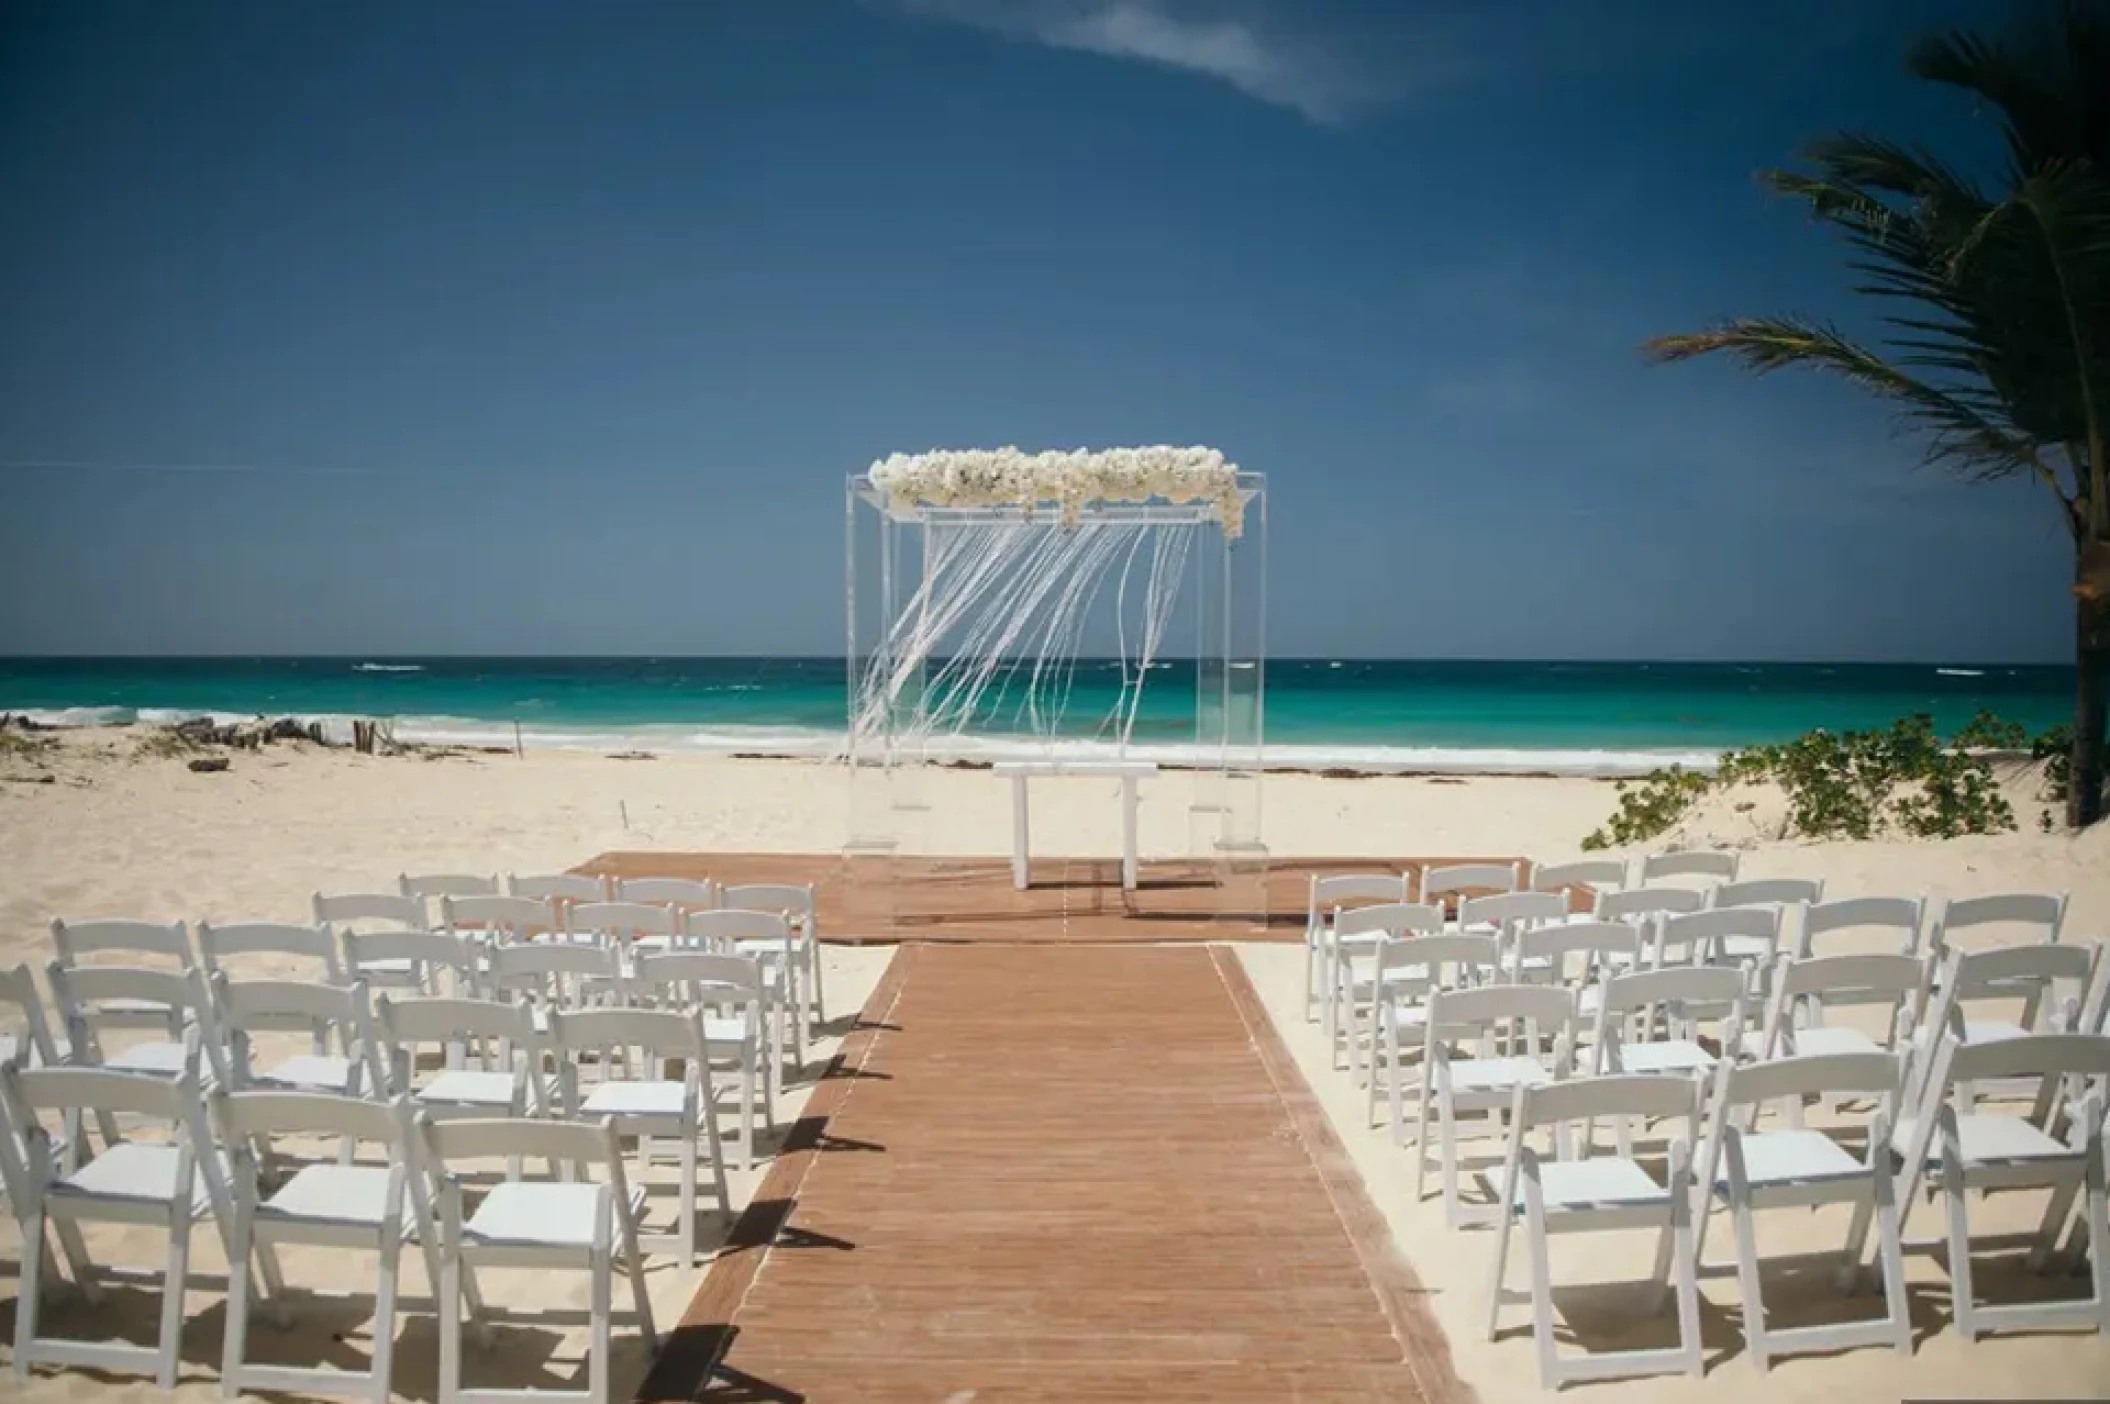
842, 466, 1267, 932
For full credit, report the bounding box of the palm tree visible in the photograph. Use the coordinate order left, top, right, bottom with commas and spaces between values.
1646, 0, 2110, 826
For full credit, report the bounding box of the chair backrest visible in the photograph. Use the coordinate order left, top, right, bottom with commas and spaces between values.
213, 973, 369, 1027
1594, 886, 1705, 922
340, 928, 478, 994
196, 921, 342, 982
1371, 933, 1502, 987
48, 960, 215, 1030
548, 1005, 704, 1064
1529, 858, 1628, 894
1658, 906, 1782, 965
1596, 964, 1747, 1020
49, 917, 192, 968
313, 892, 423, 930
1513, 1070, 1701, 1136
717, 884, 819, 928
686, 908, 792, 949
505, 872, 609, 905
1776, 951, 1926, 1001
1639, 850, 1740, 885
1458, 891, 1570, 933
420, 1110, 624, 1176
615, 877, 719, 911
441, 894, 559, 944
569, 901, 679, 941
400, 872, 500, 903
487, 942, 621, 1007
1308, 873, 1410, 924
1917, 942, 2101, 1043
0, 963, 64, 1067
1512, 920, 1645, 983
1334, 902, 1445, 941
376, 993, 533, 1051
631, 950, 766, 1004
215, 1087, 411, 1153
1929, 892, 2068, 956
1418, 862, 1522, 905
1425, 982, 1577, 1041
1799, 896, 1926, 957
1712, 1049, 1903, 1113
1935, 1030, 2110, 1089
5, 1057, 201, 1126
1712, 877, 1824, 910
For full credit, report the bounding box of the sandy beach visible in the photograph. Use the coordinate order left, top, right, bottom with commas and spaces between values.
2, 729, 2108, 1400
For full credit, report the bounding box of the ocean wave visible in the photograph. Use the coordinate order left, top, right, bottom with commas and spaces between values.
1936, 667, 1985, 677
352, 663, 425, 673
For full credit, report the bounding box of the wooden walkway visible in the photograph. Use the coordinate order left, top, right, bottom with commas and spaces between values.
637, 944, 1470, 1404
580, 851, 1558, 945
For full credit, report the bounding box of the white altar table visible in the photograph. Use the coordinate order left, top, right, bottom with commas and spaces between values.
989, 760, 1158, 891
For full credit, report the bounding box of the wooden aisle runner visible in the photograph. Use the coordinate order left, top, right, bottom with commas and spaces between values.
640, 944, 1470, 1404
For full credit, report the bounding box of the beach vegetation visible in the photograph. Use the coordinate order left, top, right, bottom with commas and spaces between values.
1645, 0, 2110, 827
1582, 711, 2035, 848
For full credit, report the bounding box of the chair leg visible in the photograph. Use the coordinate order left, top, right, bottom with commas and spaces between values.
1485, 1193, 1514, 1341
1412, 1081, 1433, 1202
1731, 1201, 1769, 1372
220, 1210, 254, 1398
1365, 1013, 1385, 1129
588, 1249, 613, 1404
1302, 940, 1316, 1022
1673, 1195, 1704, 1377
1525, 1201, 1560, 1389
1387, 1026, 1407, 1147
158, 1211, 194, 1390
739, 1063, 755, 1171
678, 1129, 699, 1268
1873, 1182, 1913, 1356
371, 1232, 403, 1404
439, 1246, 463, 1404
1440, 1098, 1462, 1226
15, 1204, 47, 1382
1944, 1173, 1978, 1343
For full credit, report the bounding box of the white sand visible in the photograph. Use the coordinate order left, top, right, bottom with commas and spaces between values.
2, 730, 2107, 1399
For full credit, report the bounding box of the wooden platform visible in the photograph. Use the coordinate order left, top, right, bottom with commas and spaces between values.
636, 944, 1471, 1404
578, 852, 1558, 945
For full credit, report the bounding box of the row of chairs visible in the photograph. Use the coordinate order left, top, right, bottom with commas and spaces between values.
1301, 855, 2107, 1387
2, 1041, 660, 1404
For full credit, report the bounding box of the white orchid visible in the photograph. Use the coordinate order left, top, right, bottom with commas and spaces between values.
867, 446, 1245, 538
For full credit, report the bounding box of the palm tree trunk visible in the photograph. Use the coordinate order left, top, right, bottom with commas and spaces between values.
2071, 579, 2109, 828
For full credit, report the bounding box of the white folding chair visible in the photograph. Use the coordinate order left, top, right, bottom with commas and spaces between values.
1929, 891, 2069, 959
1303, 873, 1411, 1024
1508, 920, 1647, 1012
1484, 1073, 1705, 1388
1, 1053, 233, 1389
630, 951, 774, 1169
1459, 891, 1573, 958
1595, 885, 1705, 927
0, 962, 67, 1070
718, 881, 825, 1038
1902, 942, 2104, 1115
1329, 902, 1447, 1080
1693, 1051, 1913, 1371
1884, 1033, 2110, 1341
1419, 861, 1523, 914
215, 974, 378, 1098
1415, 983, 1579, 1227
1661, 905, 1783, 972
1750, 952, 1926, 1073
1528, 857, 1628, 896
49, 917, 195, 1032
443, 893, 561, 948
568, 900, 682, 963
487, 942, 626, 1054
401, 872, 501, 923
686, 908, 803, 1086
1798, 895, 1927, 958
1365, 933, 1502, 1144
373, 995, 558, 1135
48, 963, 226, 1083
549, 1005, 732, 1264
317, 892, 431, 990
1593, 965, 1747, 1081
421, 1114, 657, 1404
342, 927, 481, 998
214, 1090, 437, 1404
197, 920, 344, 987
1639, 849, 1740, 888
505, 872, 610, 931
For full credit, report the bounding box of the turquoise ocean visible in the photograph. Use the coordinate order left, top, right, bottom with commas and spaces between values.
0, 658, 2074, 777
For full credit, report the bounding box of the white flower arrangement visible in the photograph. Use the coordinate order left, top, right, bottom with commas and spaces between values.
867, 446, 1246, 538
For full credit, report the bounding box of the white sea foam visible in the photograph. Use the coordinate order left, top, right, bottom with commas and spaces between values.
1936, 667, 1985, 677
352, 663, 426, 673
5, 705, 1714, 776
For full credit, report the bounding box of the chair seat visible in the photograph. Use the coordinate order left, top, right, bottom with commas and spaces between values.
1716, 1129, 1863, 1189
55, 1142, 221, 1212
419, 1069, 536, 1108
1908, 1020, 2031, 1049
87, 997, 176, 1018
260, 1163, 411, 1231
1446, 1056, 1553, 1093
255, 1054, 358, 1094
463, 1181, 651, 1249
1892, 1113, 2076, 1168
734, 938, 799, 961
1785, 1026, 1884, 1059
101, 1041, 191, 1076
581, 1081, 688, 1118
1510, 1156, 1668, 1212
1715, 935, 1774, 961
701, 1017, 754, 1047
1613, 1040, 1715, 1075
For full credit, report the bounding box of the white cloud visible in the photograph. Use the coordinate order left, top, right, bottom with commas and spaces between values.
874, 1, 1442, 125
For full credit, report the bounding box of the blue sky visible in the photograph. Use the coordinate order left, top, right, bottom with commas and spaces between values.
0, 0, 2070, 662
